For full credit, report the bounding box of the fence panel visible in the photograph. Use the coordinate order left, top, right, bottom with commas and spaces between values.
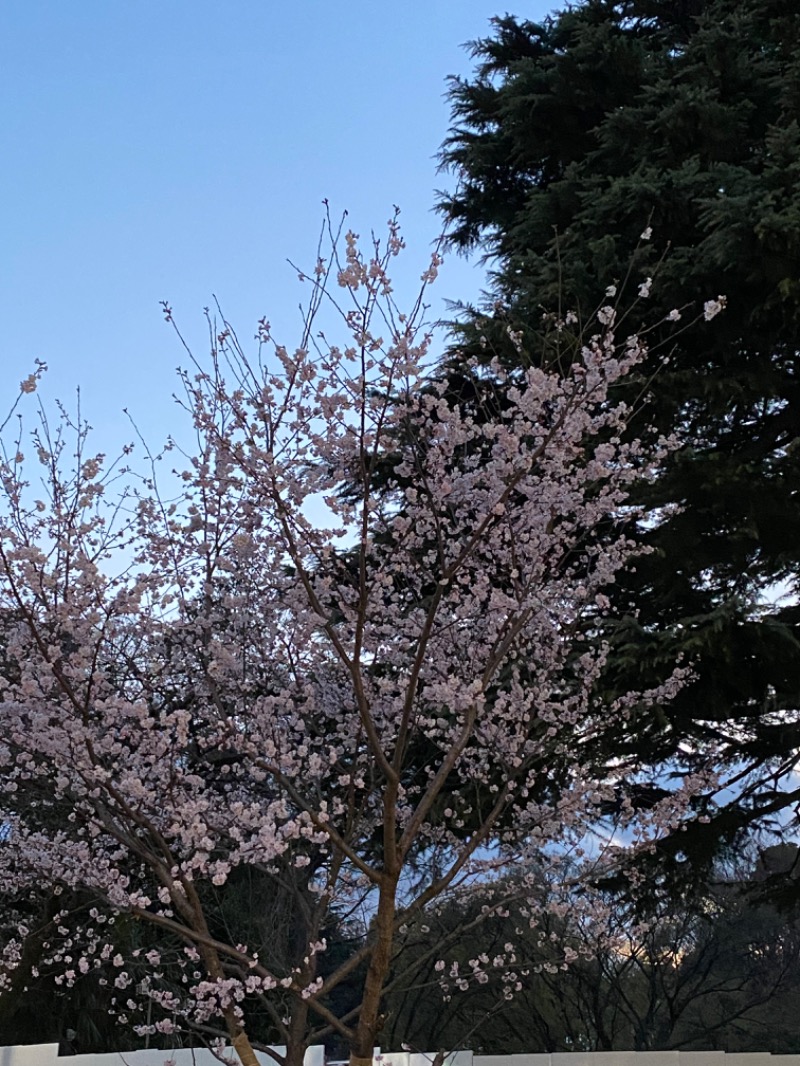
0, 1046, 796, 1066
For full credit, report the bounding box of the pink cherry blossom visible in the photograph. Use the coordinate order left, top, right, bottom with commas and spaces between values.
0, 217, 719, 1066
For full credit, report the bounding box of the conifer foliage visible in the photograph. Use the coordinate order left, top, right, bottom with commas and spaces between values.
439, 0, 800, 870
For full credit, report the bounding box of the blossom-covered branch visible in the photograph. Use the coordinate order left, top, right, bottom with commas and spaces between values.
0, 215, 719, 1066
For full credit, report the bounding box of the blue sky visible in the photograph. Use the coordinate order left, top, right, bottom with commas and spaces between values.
2, 1, 550, 457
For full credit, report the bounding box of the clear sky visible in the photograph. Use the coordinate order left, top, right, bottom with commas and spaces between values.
2, 1, 550, 458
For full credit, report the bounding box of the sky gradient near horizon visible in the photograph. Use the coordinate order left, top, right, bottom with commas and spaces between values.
2, 1, 551, 458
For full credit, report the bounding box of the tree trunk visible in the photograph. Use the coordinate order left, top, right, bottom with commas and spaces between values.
285, 999, 310, 1066
349, 877, 397, 1066
231, 1026, 262, 1066
284, 1045, 309, 1066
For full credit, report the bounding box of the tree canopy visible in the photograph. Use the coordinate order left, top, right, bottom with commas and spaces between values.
438, 0, 800, 877
0, 222, 711, 1066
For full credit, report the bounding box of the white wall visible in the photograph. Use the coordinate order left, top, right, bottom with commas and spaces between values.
0, 1048, 796, 1066
0, 1045, 306, 1066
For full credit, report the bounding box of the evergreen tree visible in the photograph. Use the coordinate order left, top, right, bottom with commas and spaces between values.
438, 0, 800, 877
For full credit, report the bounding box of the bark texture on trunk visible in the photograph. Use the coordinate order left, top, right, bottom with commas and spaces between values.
350, 875, 397, 1066
285, 1003, 309, 1066
232, 1027, 262, 1066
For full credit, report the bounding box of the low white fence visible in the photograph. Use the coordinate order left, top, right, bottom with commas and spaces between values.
0, 1046, 319, 1066
1, 1048, 799, 1066
473, 1057, 800, 1066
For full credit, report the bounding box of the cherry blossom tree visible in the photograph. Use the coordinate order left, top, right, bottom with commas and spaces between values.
0, 216, 718, 1066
